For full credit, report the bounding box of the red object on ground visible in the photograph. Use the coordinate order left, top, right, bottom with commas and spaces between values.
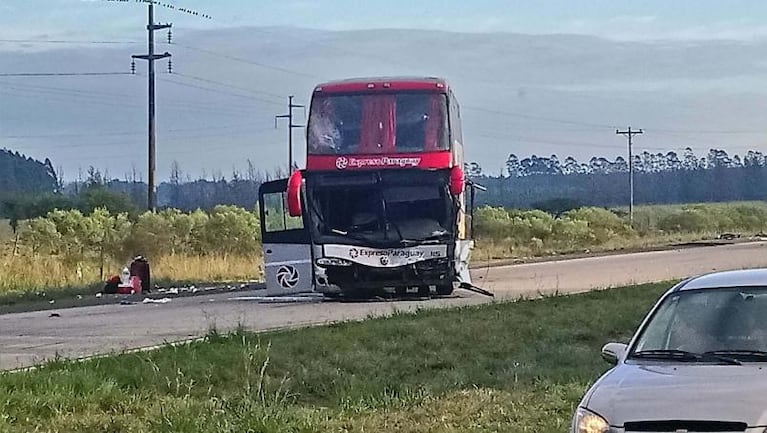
117, 276, 142, 294
129, 256, 151, 293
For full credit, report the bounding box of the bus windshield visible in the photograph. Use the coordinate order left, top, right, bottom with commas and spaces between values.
308, 92, 449, 155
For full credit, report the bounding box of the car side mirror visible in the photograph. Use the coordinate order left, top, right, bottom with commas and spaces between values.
601, 342, 628, 365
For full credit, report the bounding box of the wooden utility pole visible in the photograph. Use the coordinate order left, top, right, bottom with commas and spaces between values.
132, 2, 172, 211
616, 127, 643, 226
275, 95, 305, 174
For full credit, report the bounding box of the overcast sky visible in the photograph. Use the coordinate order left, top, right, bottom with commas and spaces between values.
4, 1, 767, 180
5, 0, 767, 42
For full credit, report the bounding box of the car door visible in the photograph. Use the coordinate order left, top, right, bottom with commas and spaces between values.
258, 179, 314, 296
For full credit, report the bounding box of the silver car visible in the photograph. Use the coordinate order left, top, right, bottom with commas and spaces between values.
572, 269, 767, 433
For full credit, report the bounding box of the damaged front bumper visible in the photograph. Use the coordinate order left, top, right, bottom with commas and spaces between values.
314, 257, 454, 293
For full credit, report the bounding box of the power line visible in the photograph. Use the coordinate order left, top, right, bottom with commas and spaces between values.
167, 42, 315, 78
171, 71, 284, 100
469, 105, 767, 136
103, 0, 213, 19
15, 127, 279, 159
0, 80, 261, 117
2, 124, 275, 142
0, 38, 139, 45
464, 105, 618, 130
477, 131, 669, 151
0, 75, 264, 109
158, 75, 284, 106
652, 128, 766, 135
0, 72, 131, 77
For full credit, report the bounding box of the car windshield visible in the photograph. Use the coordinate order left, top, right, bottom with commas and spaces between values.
308, 93, 449, 155
631, 287, 767, 358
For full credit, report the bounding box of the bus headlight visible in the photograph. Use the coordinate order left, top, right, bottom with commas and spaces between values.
573, 408, 609, 433
316, 258, 353, 267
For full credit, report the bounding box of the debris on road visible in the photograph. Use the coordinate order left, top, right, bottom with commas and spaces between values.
718, 232, 742, 240
142, 297, 172, 304
229, 294, 325, 304
49, 313, 60, 318
458, 283, 495, 298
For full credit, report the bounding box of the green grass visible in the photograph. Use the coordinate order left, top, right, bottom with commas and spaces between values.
0, 282, 671, 432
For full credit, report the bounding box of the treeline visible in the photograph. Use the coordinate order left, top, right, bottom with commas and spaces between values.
1, 163, 272, 226
475, 202, 767, 258
61, 161, 282, 211
468, 148, 767, 209
0, 149, 58, 193
7, 146, 767, 217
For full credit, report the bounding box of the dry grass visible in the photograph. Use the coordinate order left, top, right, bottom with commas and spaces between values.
0, 228, 730, 296
153, 253, 263, 283
0, 253, 263, 296
0, 219, 11, 243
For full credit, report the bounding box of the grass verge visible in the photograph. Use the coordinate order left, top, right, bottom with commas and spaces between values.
0, 281, 671, 432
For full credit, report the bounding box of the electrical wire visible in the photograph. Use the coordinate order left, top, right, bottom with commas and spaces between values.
168, 42, 315, 78
0, 72, 132, 77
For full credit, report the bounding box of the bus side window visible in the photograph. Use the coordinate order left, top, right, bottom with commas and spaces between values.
263, 192, 304, 233
263, 192, 287, 232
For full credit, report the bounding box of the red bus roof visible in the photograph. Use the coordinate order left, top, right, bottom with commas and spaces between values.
313, 76, 449, 94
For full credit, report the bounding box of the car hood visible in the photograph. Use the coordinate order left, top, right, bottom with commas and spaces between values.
585, 363, 767, 427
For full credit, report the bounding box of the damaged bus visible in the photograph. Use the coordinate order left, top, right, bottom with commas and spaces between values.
258, 77, 478, 297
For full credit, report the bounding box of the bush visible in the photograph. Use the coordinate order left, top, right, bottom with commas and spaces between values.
14, 206, 262, 279
564, 207, 635, 243
532, 197, 583, 216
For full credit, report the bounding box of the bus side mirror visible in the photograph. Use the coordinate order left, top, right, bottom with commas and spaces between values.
450, 166, 465, 195
287, 170, 303, 217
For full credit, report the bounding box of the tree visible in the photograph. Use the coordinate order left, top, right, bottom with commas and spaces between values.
84, 208, 132, 279
465, 162, 483, 177
20, 217, 61, 255
0, 148, 58, 194
505, 154, 521, 177
81, 186, 139, 216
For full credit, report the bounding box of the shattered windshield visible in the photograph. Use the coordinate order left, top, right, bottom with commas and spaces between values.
309, 183, 452, 245
308, 93, 449, 155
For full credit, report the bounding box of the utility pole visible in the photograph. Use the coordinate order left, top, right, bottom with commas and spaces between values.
616, 127, 643, 226
132, 2, 172, 211
275, 95, 305, 174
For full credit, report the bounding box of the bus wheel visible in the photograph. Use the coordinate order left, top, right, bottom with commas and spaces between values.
417, 285, 430, 296
436, 284, 454, 296
395, 286, 407, 295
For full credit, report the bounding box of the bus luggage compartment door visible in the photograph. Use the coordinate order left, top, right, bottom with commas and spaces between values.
259, 179, 314, 296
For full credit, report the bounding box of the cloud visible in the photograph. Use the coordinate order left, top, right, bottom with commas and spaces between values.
558, 15, 767, 42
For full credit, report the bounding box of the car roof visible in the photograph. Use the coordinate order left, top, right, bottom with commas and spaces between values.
676, 268, 767, 291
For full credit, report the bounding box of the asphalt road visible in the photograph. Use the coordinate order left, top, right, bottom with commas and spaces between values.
3, 241, 767, 371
